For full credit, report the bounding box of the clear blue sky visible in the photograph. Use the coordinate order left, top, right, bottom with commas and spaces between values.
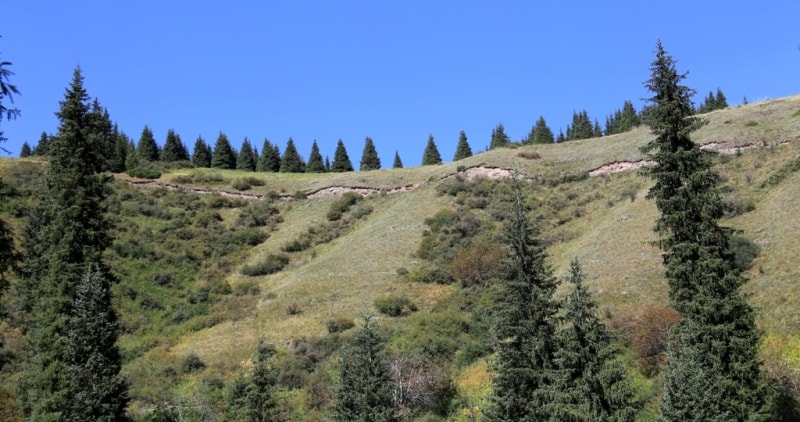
2, 1, 798, 167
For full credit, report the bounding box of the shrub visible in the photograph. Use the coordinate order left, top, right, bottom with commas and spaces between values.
517, 150, 541, 160
231, 178, 252, 191
286, 302, 302, 315
728, 234, 761, 271
326, 192, 362, 221
448, 238, 505, 287
281, 238, 311, 253
326, 316, 355, 333
404, 265, 454, 285
611, 304, 682, 375
240, 253, 290, 276
374, 295, 418, 317
181, 353, 206, 374
230, 230, 268, 246
127, 167, 162, 179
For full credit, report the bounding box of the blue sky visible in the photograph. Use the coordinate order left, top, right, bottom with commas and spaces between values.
2, 1, 798, 167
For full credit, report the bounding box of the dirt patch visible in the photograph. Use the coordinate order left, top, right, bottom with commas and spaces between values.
589, 160, 652, 176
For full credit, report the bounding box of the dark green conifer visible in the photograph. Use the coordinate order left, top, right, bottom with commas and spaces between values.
32, 131, 53, 156
19, 141, 31, 157
331, 139, 354, 172
110, 128, 130, 172
161, 129, 189, 162
359, 136, 381, 171
192, 136, 212, 168
0, 52, 20, 146
136, 125, 160, 161
715, 88, 728, 109
256, 139, 281, 172
392, 151, 403, 169
566, 110, 594, 140
306, 140, 326, 173
86, 99, 116, 171
421, 134, 442, 165
236, 137, 257, 171
486, 180, 559, 421
334, 317, 396, 421
211, 132, 237, 169
280, 138, 306, 173
453, 130, 473, 161
556, 129, 566, 143
642, 40, 769, 420
489, 123, 510, 149
247, 339, 278, 422
528, 116, 555, 144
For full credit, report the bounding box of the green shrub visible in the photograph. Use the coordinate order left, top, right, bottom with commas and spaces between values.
281, 238, 311, 253
374, 295, 418, 317
231, 178, 252, 191
744, 120, 759, 127
240, 253, 290, 276
728, 234, 761, 271
181, 353, 206, 374
127, 167, 162, 179
326, 316, 355, 333
326, 192, 362, 221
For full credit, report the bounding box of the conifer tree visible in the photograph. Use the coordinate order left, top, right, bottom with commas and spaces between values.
65, 264, 129, 420
714, 88, 728, 109
486, 179, 559, 421
256, 139, 281, 172
110, 127, 130, 172
331, 139, 354, 172
32, 131, 53, 156
306, 140, 326, 173
489, 123, 510, 149
280, 138, 306, 173
86, 99, 117, 171
136, 125, 160, 161
453, 130, 473, 161
556, 130, 566, 143
641, 40, 769, 420
211, 132, 237, 169
0, 51, 20, 147
334, 317, 396, 421
247, 339, 279, 422
161, 129, 189, 162
236, 137, 257, 171
528, 116, 555, 144
421, 134, 442, 165
392, 151, 403, 169
192, 136, 212, 168
19, 141, 31, 157
549, 258, 638, 421
566, 110, 594, 140
17, 67, 124, 420
325, 155, 331, 172
359, 136, 381, 171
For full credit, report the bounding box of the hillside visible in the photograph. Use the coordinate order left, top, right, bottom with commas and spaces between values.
2, 94, 800, 420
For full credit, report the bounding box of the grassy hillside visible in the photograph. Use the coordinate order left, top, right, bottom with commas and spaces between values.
1, 94, 799, 420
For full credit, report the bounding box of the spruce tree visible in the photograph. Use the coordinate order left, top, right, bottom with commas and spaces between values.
306, 140, 326, 173
331, 139, 354, 172
453, 130, 473, 161
556, 130, 566, 143
714, 88, 728, 109
489, 123, 510, 149
32, 131, 53, 156
211, 132, 237, 169
86, 99, 117, 171
192, 136, 212, 168
256, 139, 281, 172
325, 156, 331, 171
247, 339, 278, 422
359, 136, 381, 171
279, 138, 306, 173
136, 125, 160, 161
65, 264, 129, 420
334, 317, 396, 421
0, 52, 20, 146
421, 134, 442, 165
392, 150, 403, 169
236, 137, 257, 171
529, 116, 555, 144
486, 180, 560, 421
566, 110, 594, 140
17, 67, 124, 420
19, 141, 31, 157
109, 125, 129, 172
641, 40, 769, 421
549, 258, 638, 421
161, 129, 189, 162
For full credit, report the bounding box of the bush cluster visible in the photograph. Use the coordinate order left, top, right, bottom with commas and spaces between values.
374, 295, 418, 317
240, 253, 290, 276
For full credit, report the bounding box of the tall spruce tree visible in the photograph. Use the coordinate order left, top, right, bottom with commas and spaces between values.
549, 258, 638, 421
211, 132, 237, 169
247, 339, 279, 422
489, 123, 511, 149
86, 100, 117, 171
19, 141, 31, 157
236, 137, 257, 171
192, 136, 212, 168
528, 116, 555, 144
306, 140, 326, 173
110, 125, 130, 172
136, 125, 160, 161
392, 150, 403, 169
453, 130, 473, 161
486, 179, 560, 421
359, 136, 381, 171
17, 67, 125, 420
161, 129, 189, 162
641, 40, 769, 421
421, 134, 442, 165
331, 139, 354, 172
334, 317, 396, 421
280, 138, 306, 173
257, 138, 281, 172
32, 131, 53, 156
566, 110, 594, 140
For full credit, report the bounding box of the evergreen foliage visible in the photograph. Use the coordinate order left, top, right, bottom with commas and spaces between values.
550, 258, 638, 421
392, 151, 403, 169
359, 136, 381, 171
247, 339, 279, 422
161, 129, 189, 162
0, 51, 20, 145
489, 123, 511, 149
486, 180, 560, 421
136, 125, 160, 161
331, 139, 354, 172
32, 131, 53, 156
191, 136, 212, 168
211, 132, 237, 169
86, 99, 118, 171
19, 141, 31, 157
334, 317, 396, 421
556, 130, 566, 143
453, 130, 473, 161
641, 41, 769, 420
110, 126, 130, 172
605, 100, 641, 135
421, 134, 442, 165
257, 139, 281, 172
17, 67, 124, 420
696, 88, 729, 113
306, 140, 326, 173
527, 116, 555, 144
279, 138, 306, 173
566, 110, 595, 140
236, 137, 257, 171
64, 264, 129, 421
